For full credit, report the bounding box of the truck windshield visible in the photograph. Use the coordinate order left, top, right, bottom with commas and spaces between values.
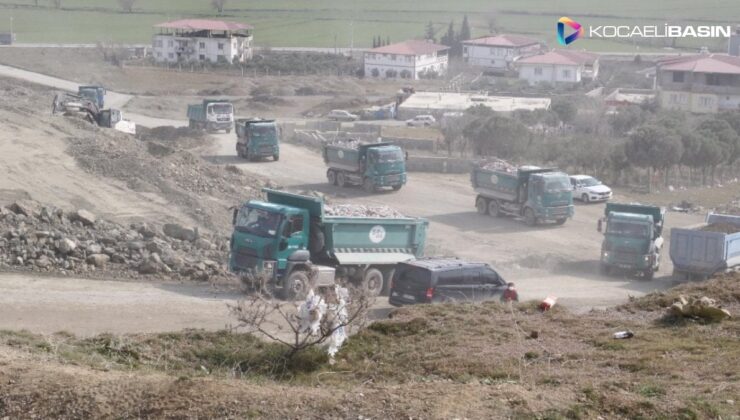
373, 149, 404, 163
607, 221, 649, 237
251, 126, 276, 137
208, 104, 233, 114
545, 177, 571, 193
235, 207, 282, 238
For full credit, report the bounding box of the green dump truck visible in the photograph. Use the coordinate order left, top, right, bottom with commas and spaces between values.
323, 141, 407, 192
187, 99, 234, 133
78, 85, 106, 109
471, 161, 574, 226
235, 118, 280, 161
598, 203, 666, 280
229, 189, 428, 299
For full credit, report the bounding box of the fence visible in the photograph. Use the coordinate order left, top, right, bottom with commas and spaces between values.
123, 61, 359, 78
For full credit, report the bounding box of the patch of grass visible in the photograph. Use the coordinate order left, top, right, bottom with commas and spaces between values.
637, 383, 666, 398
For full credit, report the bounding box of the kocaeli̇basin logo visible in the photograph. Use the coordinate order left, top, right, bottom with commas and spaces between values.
557, 17, 584, 45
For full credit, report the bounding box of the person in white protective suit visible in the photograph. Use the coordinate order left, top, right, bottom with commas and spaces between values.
297, 288, 326, 336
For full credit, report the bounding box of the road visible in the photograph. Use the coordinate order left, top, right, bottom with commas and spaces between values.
0, 63, 704, 336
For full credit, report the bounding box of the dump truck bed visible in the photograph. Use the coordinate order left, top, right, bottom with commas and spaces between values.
471, 166, 554, 202
670, 213, 740, 276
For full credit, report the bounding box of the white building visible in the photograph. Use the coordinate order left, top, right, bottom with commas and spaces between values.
516, 50, 599, 85
462, 34, 541, 72
152, 19, 253, 64
398, 91, 551, 119
364, 40, 449, 80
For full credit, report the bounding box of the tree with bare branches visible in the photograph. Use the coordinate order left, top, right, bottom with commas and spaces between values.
211, 0, 227, 14
118, 0, 136, 13
230, 279, 373, 361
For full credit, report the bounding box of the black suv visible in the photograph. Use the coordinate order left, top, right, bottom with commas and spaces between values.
388, 258, 506, 306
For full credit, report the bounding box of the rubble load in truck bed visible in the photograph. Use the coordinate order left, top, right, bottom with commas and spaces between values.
476, 158, 518, 173
325, 138, 367, 149
700, 223, 740, 234
324, 204, 407, 218
0, 200, 231, 283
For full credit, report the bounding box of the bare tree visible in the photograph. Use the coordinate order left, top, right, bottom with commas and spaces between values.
229, 277, 373, 360
118, 0, 136, 13
211, 0, 227, 14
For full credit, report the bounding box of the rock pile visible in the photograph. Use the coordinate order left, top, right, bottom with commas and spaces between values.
0, 200, 232, 282
324, 204, 406, 218
326, 138, 363, 149
670, 295, 732, 322
477, 158, 518, 173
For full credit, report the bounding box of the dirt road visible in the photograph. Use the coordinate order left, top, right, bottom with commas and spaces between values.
209, 137, 704, 310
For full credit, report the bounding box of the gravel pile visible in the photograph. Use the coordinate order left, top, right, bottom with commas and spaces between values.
477, 158, 518, 173
326, 138, 362, 149
324, 204, 406, 218
0, 200, 232, 282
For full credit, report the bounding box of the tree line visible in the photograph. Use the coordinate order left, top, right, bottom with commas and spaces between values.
424, 15, 471, 57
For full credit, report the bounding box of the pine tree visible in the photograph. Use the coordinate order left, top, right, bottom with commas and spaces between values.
386, 36, 391, 46
372, 36, 377, 48
441, 20, 455, 47
425, 21, 436, 42
460, 15, 471, 41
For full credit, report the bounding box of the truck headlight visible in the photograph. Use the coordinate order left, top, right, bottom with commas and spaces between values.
643, 255, 651, 263
263, 261, 275, 274
602, 251, 609, 259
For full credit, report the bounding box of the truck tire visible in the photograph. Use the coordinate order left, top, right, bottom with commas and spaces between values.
282, 270, 310, 301
582, 193, 590, 203
337, 172, 347, 187
487, 200, 501, 217
600, 264, 611, 275
392, 185, 402, 191
273, 154, 280, 161
362, 268, 384, 297
555, 218, 567, 225
524, 208, 537, 226
327, 169, 337, 185
672, 269, 686, 281
643, 269, 654, 281
226, 129, 231, 134
188, 119, 195, 129
476, 197, 488, 215
363, 178, 375, 193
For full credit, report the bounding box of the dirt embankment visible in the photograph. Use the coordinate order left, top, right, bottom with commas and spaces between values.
0, 274, 737, 418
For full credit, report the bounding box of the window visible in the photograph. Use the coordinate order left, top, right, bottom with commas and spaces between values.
218, 43, 224, 50
283, 216, 304, 237
562, 69, 571, 79
199, 54, 205, 61
437, 271, 463, 287
199, 42, 205, 49
167, 40, 173, 47
534, 67, 543, 75
155, 40, 163, 48
699, 96, 714, 107
489, 47, 495, 55
391, 54, 396, 61
463, 47, 468, 54
672, 71, 685, 83
156, 52, 162, 58
168, 52, 174, 59
481, 269, 503, 285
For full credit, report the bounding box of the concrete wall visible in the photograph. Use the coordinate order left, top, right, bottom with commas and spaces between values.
518, 63, 582, 85
406, 156, 475, 173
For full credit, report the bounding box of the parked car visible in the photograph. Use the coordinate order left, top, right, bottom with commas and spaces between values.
327, 109, 359, 122
406, 115, 436, 127
570, 174, 612, 203
389, 258, 507, 306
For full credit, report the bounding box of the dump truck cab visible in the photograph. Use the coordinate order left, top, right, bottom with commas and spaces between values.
78, 85, 106, 109
324, 142, 407, 192
235, 119, 280, 161
188, 99, 234, 133
524, 171, 574, 223
362, 144, 406, 187
598, 203, 665, 280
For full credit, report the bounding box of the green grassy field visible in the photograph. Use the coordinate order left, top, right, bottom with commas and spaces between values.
0, 0, 738, 51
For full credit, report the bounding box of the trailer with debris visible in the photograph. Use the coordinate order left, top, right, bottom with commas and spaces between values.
187, 99, 234, 133
471, 159, 574, 226
670, 213, 740, 280
235, 118, 280, 161
323, 141, 407, 192
229, 189, 428, 299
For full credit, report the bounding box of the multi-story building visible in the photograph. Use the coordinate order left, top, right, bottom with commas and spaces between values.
516, 50, 599, 85
462, 34, 541, 72
656, 54, 740, 113
152, 19, 253, 64
364, 40, 449, 80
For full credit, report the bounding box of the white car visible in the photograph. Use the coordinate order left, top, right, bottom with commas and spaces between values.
406, 115, 436, 127
327, 109, 359, 122
570, 175, 612, 203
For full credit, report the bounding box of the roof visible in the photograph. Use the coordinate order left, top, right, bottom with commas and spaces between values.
517, 50, 599, 66
399, 91, 551, 113
154, 19, 252, 32
462, 34, 540, 47
368, 40, 448, 56
657, 54, 740, 75
401, 258, 488, 271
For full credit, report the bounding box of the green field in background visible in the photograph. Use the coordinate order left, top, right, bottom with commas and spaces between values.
0, 0, 737, 51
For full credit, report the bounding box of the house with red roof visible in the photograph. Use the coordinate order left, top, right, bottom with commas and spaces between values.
364, 40, 449, 80
515, 50, 599, 85
462, 34, 542, 72
152, 19, 253, 64
656, 54, 740, 113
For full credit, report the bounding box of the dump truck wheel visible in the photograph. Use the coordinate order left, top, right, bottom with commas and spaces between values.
642, 270, 654, 281
362, 268, 384, 297
581, 193, 590, 203
363, 178, 375, 193
273, 154, 280, 161
487, 200, 501, 217
283, 270, 310, 300
555, 218, 567, 225
600, 264, 611, 275
336, 172, 347, 187
476, 197, 488, 215
672, 269, 686, 281
327, 169, 337, 185
226, 129, 231, 134
392, 185, 402, 191
524, 208, 537, 226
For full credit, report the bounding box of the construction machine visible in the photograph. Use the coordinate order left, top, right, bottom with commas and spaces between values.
52, 92, 136, 135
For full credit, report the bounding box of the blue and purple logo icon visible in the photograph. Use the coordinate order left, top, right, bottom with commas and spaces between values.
557, 17, 584, 45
